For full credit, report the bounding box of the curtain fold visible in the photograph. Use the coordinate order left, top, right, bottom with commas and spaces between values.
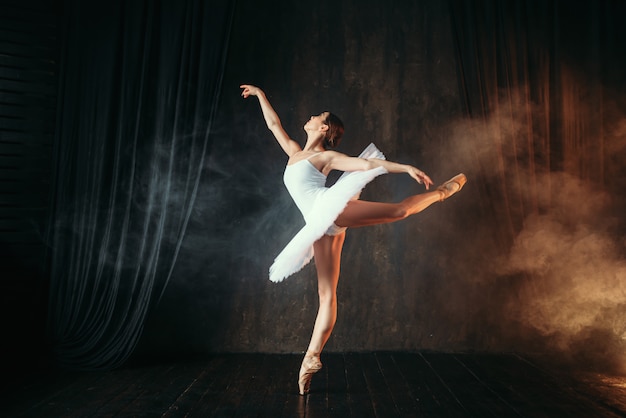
47, 0, 234, 369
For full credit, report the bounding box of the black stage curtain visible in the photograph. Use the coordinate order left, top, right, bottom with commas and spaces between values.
47, 0, 234, 369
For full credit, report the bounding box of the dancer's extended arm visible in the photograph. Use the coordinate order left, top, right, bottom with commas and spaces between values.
240, 84, 301, 156
325, 151, 433, 189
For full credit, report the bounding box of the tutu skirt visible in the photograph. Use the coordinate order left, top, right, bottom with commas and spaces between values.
269, 143, 387, 282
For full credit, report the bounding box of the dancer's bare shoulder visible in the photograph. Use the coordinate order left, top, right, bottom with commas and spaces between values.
287, 149, 324, 166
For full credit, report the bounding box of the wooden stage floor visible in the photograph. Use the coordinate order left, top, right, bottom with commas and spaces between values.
3, 352, 626, 417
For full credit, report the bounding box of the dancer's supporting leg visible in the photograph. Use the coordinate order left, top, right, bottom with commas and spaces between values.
298, 232, 344, 395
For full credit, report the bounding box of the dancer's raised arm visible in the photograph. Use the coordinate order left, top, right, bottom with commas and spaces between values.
240, 84, 301, 156
323, 150, 434, 189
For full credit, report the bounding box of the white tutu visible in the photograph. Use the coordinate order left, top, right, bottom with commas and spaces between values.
269, 143, 387, 282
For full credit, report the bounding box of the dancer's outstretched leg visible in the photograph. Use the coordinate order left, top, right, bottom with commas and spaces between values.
336, 173, 466, 228
298, 232, 344, 395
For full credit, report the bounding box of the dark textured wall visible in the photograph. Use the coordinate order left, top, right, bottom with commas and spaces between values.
136, 0, 476, 357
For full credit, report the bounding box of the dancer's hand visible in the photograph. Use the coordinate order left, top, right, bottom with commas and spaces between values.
407, 166, 434, 189
240, 84, 262, 98
239, 84, 301, 156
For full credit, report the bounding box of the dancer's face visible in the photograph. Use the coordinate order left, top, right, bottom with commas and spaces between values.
304, 112, 330, 131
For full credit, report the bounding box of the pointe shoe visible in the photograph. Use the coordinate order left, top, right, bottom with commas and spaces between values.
436, 173, 467, 201
298, 352, 322, 395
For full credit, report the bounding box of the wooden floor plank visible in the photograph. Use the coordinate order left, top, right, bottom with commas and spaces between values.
392, 352, 468, 417
186, 353, 257, 417
231, 354, 291, 418
2, 352, 626, 418
423, 352, 517, 417
324, 353, 351, 416
568, 371, 626, 417
344, 352, 376, 417
161, 354, 233, 417
359, 352, 401, 417
259, 354, 304, 417
455, 353, 558, 418
92, 364, 180, 417
375, 352, 420, 417
101, 361, 209, 417
32, 365, 164, 417
4, 370, 106, 417
466, 354, 622, 418
515, 356, 625, 418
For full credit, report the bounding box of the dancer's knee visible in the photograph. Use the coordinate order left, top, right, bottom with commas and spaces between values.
317, 286, 336, 305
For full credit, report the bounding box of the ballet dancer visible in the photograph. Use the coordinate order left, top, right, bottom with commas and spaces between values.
240, 84, 466, 395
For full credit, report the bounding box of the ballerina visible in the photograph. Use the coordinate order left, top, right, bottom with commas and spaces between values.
240, 84, 466, 395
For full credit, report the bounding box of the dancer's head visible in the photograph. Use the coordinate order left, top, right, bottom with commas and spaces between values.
305, 111, 344, 149
322, 112, 344, 149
